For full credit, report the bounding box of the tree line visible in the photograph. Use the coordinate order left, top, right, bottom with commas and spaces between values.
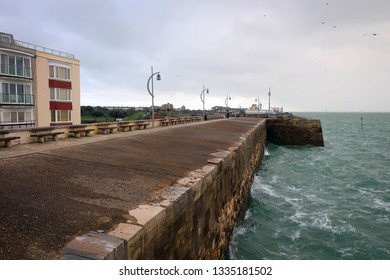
81, 106, 138, 119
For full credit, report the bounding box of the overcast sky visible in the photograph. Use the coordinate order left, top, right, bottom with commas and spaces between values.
2, 0, 389, 112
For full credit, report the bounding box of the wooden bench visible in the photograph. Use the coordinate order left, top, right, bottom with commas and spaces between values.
97, 123, 117, 134
191, 116, 202, 122
134, 121, 150, 130
0, 130, 21, 148
118, 122, 137, 132
30, 127, 64, 143
69, 125, 95, 138
179, 117, 191, 124
160, 120, 170, 126
160, 119, 176, 126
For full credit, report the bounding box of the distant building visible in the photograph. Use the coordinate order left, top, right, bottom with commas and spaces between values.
161, 103, 173, 111
0, 32, 80, 128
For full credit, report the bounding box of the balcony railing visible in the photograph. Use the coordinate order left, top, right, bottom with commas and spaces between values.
0, 93, 34, 105
14, 39, 76, 59
0, 63, 32, 79
0, 120, 35, 129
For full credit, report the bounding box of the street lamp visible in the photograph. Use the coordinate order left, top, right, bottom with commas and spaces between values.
225, 95, 231, 118
147, 66, 161, 128
200, 85, 209, 121
268, 87, 271, 118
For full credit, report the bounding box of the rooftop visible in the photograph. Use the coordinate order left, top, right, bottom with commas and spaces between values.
0, 32, 76, 59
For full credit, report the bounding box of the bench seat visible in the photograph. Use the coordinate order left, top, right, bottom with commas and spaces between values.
69, 128, 95, 138
0, 136, 21, 148
118, 123, 137, 132
134, 121, 149, 129
30, 132, 64, 143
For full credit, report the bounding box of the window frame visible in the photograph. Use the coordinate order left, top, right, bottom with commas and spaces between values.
49, 88, 72, 102
48, 64, 71, 81
0, 53, 32, 78
50, 110, 72, 123
1, 82, 33, 105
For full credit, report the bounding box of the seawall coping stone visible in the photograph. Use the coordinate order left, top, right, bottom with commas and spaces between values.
129, 204, 165, 226
207, 157, 223, 165
61, 231, 125, 260
161, 183, 191, 203
107, 223, 144, 259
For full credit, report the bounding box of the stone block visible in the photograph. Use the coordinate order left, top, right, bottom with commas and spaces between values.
62, 231, 125, 260
108, 223, 144, 259
129, 204, 165, 226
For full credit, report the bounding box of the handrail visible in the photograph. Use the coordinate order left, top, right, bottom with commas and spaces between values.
13, 39, 76, 59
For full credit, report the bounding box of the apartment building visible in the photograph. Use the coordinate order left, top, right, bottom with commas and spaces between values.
0, 32, 80, 128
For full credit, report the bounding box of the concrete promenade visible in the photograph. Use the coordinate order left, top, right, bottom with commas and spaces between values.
0, 117, 261, 259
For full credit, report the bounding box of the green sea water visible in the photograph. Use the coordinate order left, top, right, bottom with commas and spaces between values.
230, 112, 390, 260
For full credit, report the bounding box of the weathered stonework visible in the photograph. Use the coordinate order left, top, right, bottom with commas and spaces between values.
266, 116, 324, 146
61, 120, 267, 260
107, 119, 267, 259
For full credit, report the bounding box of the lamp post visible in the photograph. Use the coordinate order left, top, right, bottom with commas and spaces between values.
200, 85, 209, 121
268, 87, 271, 118
225, 95, 231, 118
255, 97, 262, 118
147, 66, 161, 128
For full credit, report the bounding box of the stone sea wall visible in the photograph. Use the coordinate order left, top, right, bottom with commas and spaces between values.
60, 116, 324, 260
61, 119, 267, 259
266, 116, 324, 146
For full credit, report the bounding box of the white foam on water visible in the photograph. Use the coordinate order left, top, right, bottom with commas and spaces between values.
288, 210, 309, 229
376, 215, 390, 223
270, 175, 279, 184
286, 185, 302, 192
264, 147, 270, 156
310, 212, 356, 234
289, 229, 301, 241
312, 213, 333, 231
244, 209, 252, 220
373, 198, 390, 212
233, 226, 248, 237
337, 247, 356, 258
285, 197, 303, 209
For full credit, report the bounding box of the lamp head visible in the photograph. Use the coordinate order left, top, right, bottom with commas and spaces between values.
157, 73, 161, 80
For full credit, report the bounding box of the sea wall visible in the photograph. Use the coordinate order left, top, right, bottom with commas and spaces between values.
266, 116, 324, 146
61, 119, 267, 259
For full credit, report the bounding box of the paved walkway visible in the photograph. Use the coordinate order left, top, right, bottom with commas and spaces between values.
0, 118, 260, 259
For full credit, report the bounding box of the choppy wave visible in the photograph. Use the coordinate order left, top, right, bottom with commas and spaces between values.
230, 113, 390, 260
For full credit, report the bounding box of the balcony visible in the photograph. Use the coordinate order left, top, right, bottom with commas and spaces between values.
1, 93, 34, 106
0, 63, 32, 79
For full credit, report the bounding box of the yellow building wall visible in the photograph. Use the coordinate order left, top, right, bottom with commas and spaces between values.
34, 51, 80, 127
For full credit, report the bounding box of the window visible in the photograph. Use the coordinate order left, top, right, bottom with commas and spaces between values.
51, 110, 71, 123
0, 34, 11, 44
1, 110, 32, 124
49, 65, 70, 80
49, 88, 71, 101
11, 112, 17, 122
1, 82, 33, 105
0, 53, 32, 78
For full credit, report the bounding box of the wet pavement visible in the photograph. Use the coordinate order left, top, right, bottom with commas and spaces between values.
0, 118, 260, 259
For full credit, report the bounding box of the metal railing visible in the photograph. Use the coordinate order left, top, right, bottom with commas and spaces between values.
0, 63, 32, 78
0, 120, 35, 129
14, 39, 76, 59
